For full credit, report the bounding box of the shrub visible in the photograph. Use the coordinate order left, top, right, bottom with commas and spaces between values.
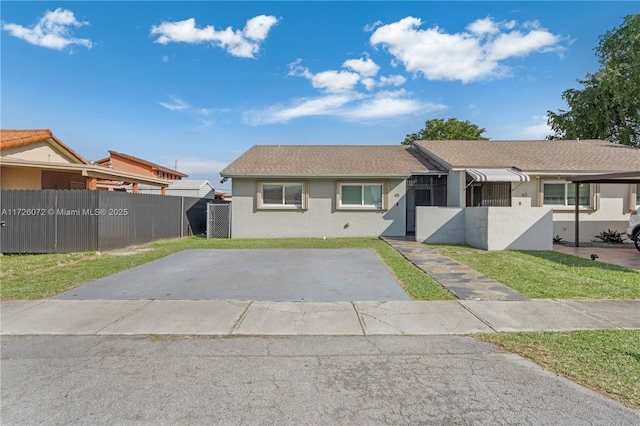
594, 229, 626, 244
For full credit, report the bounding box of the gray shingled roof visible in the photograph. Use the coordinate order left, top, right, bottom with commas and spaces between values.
414, 139, 640, 173
220, 145, 444, 177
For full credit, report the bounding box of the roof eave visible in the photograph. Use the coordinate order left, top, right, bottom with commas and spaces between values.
411, 143, 453, 170
0, 158, 170, 187
220, 171, 447, 179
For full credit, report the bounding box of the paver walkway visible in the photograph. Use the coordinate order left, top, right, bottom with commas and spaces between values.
382, 237, 529, 301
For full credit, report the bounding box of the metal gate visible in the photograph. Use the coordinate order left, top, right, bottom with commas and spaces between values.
206, 203, 231, 238
406, 175, 447, 233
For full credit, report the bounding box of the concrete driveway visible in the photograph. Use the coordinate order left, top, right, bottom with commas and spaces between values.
54, 249, 410, 302
553, 245, 640, 269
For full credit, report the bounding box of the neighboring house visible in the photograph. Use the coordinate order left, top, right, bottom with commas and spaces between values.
220, 140, 640, 248
412, 139, 640, 242
138, 180, 221, 199
95, 150, 188, 181
0, 129, 170, 192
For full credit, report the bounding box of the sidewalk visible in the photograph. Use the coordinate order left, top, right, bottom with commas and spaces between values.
2, 299, 639, 336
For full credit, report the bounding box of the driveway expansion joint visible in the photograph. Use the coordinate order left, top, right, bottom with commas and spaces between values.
94, 299, 155, 334
350, 302, 367, 336
455, 301, 498, 333
230, 300, 254, 334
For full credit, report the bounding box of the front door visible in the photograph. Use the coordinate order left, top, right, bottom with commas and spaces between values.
406, 175, 447, 234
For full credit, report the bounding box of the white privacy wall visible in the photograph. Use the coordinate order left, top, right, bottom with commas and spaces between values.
230, 178, 408, 238
416, 207, 553, 250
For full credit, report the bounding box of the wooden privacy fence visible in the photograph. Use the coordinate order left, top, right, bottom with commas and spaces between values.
0, 190, 213, 253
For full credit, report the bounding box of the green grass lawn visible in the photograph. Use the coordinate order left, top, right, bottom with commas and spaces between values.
0, 236, 454, 300
477, 330, 640, 409
429, 245, 640, 299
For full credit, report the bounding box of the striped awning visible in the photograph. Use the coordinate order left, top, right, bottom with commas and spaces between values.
466, 168, 530, 182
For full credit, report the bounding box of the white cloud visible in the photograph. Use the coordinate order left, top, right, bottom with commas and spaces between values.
504, 20, 517, 30
159, 96, 190, 111
344, 90, 445, 120
248, 53, 439, 125
520, 115, 553, 139
2, 8, 93, 51
379, 75, 406, 86
363, 20, 383, 33
243, 15, 279, 41
243, 90, 445, 125
487, 30, 560, 61
466, 17, 500, 35
288, 57, 405, 94
244, 94, 358, 125
309, 70, 362, 93
289, 60, 361, 93
370, 16, 562, 83
361, 78, 377, 90
150, 15, 279, 58
159, 96, 217, 127
343, 57, 380, 77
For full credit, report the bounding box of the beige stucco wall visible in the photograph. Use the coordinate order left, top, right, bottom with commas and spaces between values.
0, 167, 41, 189
230, 178, 407, 238
550, 183, 632, 242
447, 171, 466, 207
1, 141, 75, 163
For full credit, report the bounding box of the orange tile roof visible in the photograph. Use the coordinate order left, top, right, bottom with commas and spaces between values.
1, 129, 53, 148
107, 150, 188, 177
0, 129, 88, 164
221, 145, 444, 177
414, 139, 640, 173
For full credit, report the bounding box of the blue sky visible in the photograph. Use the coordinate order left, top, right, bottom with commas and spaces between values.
2, 1, 638, 190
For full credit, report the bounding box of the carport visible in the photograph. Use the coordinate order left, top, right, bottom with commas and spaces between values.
570, 171, 640, 247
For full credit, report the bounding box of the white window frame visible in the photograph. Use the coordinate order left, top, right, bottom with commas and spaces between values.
336, 182, 387, 210
542, 180, 593, 209
257, 181, 308, 210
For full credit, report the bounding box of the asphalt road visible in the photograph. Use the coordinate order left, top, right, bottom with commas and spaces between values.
2, 335, 638, 425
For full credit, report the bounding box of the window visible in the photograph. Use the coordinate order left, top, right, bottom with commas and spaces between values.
337, 182, 386, 210
157, 171, 164, 179
543, 181, 591, 207
636, 184, 640, 206
258, 182, 307, 209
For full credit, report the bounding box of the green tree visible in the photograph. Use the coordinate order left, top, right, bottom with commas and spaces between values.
402, 118, 488, 145
547, 14, 640, 147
